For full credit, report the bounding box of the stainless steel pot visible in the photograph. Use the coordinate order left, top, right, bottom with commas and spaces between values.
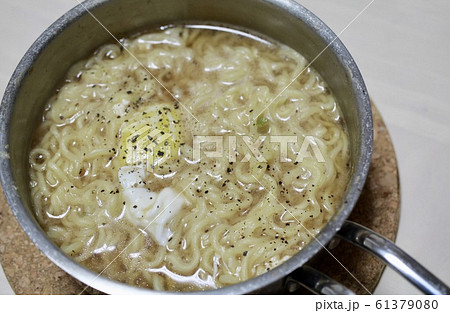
0, 0, 448, 295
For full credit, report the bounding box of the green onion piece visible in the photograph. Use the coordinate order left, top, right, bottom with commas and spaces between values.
256, 115, 269, 134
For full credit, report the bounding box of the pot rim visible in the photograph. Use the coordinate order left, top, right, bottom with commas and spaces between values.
0, 0, 372, 294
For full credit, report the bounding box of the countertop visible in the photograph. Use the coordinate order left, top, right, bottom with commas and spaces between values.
0, 0, 449, 295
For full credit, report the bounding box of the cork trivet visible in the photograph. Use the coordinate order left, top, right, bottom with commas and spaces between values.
0, 102, 399, 294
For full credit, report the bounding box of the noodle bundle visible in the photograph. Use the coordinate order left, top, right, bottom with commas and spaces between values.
29, 25, 350, 291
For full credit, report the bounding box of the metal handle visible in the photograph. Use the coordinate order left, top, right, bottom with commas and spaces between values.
286, 265, 355, 295
336, 221, 450, 295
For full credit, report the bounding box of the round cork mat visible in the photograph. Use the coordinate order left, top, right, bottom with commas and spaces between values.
0, 102, 399, 294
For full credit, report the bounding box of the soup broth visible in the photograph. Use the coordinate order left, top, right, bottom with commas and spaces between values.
29, 25, 350, 291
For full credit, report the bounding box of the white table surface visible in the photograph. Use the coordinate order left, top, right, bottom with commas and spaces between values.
0, 0, 449, 295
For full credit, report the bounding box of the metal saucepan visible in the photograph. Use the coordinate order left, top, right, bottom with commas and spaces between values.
0, 0, 448, 294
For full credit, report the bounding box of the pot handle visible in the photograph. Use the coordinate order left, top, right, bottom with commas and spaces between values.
335, 221, 450, 295
285, 265, 355, 295
285, 221, 450, 295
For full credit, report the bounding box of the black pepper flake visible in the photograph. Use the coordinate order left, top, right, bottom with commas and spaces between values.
130, 134, 139, 143
243, 251, 248, 256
